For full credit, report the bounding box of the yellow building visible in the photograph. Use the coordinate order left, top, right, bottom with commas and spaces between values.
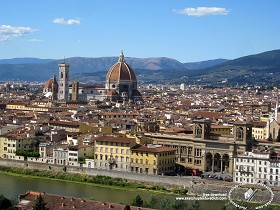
130, 144, 176, 175
211, 125, 231, 135
252, 121, 267, 140
0, 133, 35, 159
94, 136, 136, 171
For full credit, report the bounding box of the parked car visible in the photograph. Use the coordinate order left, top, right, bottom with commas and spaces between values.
215, 176, 223, 180
224, 177, 233, 182
185, 168, 203, 176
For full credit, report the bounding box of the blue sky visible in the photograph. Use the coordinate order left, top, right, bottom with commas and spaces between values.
0, 0, 279, 62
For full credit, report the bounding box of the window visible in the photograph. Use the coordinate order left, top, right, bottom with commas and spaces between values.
194, 148, 202, 157
194, 159, 201, 165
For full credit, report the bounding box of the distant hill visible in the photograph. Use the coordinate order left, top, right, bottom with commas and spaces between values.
0, 58, 53, 64
183, 49, 280, 85
0, 56, 192, 81
183, 59, 228, 70
1, 50, 280, 85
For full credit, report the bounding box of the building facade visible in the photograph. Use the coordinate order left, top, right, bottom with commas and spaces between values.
94, 136, 136, 171
130, 144, 176, 175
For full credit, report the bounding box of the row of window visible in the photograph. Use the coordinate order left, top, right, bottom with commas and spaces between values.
97, 142, 129, 147
97, 154, 129, 162
97, 147, 130, 154
95, 162, 128, 170
236, 158, 268, 165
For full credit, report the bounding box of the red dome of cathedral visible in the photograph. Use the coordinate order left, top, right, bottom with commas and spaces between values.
106, 51, 136, 82
44, 79, 55, 89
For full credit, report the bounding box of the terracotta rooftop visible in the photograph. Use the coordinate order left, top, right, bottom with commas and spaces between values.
18, 191, 150, 210
131, 144, 176, 153
95, 136, 135, 144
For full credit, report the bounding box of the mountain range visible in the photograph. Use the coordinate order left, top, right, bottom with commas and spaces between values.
0, 49, 279, 85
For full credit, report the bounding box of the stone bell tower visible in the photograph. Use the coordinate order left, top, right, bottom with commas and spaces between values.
193, 119, 211, 139
58, 61, 70, 101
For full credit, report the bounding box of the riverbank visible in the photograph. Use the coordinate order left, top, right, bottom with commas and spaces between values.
0, 172, 227, 210
0, 166, 187, 195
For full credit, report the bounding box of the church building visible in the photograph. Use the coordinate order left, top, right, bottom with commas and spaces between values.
43, 51, 142, 103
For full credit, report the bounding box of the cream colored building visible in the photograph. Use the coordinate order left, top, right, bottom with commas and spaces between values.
94, 136, 136, 171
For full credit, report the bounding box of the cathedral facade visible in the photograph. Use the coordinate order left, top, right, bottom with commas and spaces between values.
43, 51, 142, 102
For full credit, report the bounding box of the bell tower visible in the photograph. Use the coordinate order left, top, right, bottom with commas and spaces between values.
193, 119, 211, 139
58, 61, 69, 101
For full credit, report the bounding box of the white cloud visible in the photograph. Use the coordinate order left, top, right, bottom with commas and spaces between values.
0, 25, 34, 42
53, 18, 80, 25
28, 38, 42, 42
174, 7, 230, 16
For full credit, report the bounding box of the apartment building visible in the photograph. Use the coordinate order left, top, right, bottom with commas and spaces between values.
233, 152, 272, 185
94, 136, 136, 171
130, 144, 176, 175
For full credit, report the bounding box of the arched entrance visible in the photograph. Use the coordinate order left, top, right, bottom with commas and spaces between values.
205, 152, 213, 172
214, 153, 221, 172
222, 154, 230, 173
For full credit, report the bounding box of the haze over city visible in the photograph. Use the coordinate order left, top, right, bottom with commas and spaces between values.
1, 0, 280, 62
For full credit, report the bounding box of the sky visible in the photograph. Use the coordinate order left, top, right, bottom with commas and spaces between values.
0, 0, 280, 62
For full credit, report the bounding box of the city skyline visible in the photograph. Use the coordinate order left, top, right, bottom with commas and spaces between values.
0, 0, 280, 62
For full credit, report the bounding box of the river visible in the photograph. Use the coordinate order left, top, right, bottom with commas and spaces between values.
0, 173, 226, 209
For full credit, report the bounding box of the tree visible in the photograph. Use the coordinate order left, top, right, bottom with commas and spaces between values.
124, 205, 131, 210
146, 195, 157, 208
131, 194, 143, 207
158, 197, 187, 210
0, 194, 12, 209
159, 198, 172, 210
191, 200, 202, 210
33, 194, 49, 210
221, 205, 227, 210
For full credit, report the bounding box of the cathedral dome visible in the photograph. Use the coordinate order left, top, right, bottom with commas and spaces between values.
106, 51, 136, 82
43, 75, 58, 90
44, 79, 55, 89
